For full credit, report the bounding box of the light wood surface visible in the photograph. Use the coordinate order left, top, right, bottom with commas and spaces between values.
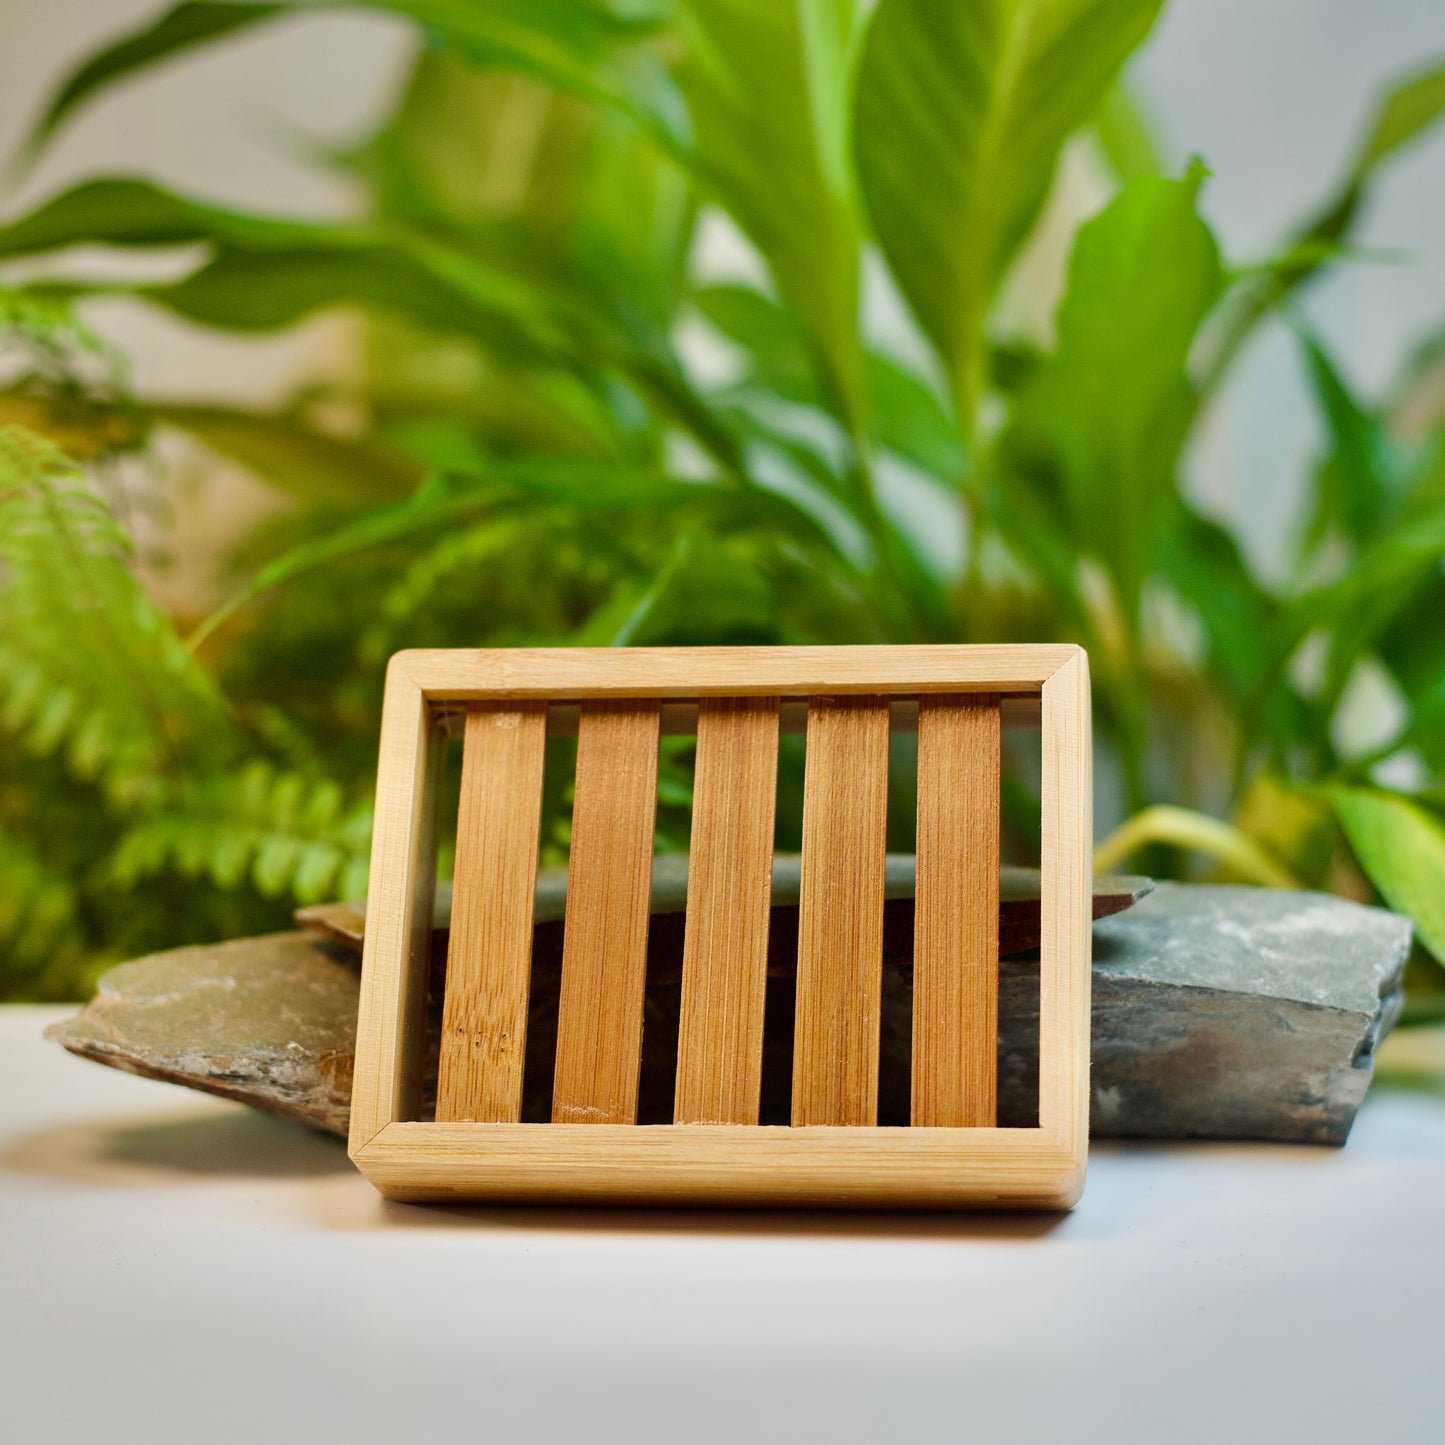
912, 696, 1001, 1127
792, 696, 890, 1127
349, 644, 1093, 1209
349, 659, 442, 1154
1039, 651, 1093, 1157
398, 645, 1075, 699
674, 697, 779, 1125
355, 1122, 1082, 1209
552, 699, 661, 1124
435, 704, 547, 1123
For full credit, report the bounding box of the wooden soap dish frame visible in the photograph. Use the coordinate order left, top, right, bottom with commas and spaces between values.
349, 645, 1092, 1209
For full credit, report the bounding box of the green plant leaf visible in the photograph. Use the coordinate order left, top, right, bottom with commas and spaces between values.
0, 176, 320, 254
0, 831, 85, 987
1329, 786, 1445, 965
1158, 505, 1276, 698
0, 178, 738, 457
1092, 80, 1163, 182
14, 2, 286, 167
854, 0, 1163, 423
111, 759, 373, 905
15, 0, 681, 170
1283, 482, 1445, 722
188, 457, 828, 648
1093, 804, 1303, 889
0, 425, 234, 796
695, 283, 964, 483
1376, 574, 1445, 774
1350, 58, 1445, 178
1297, 332, 1401, 555
153, 404, 422, 505
1004, 166, 1224, 618
678, 0, 867, 433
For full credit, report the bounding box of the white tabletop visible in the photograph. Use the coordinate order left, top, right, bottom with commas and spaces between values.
3, 1004, 1442, 1444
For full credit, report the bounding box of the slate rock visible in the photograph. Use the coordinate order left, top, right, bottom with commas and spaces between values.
47, 882, 1411, 1147
1084, 883, 1411, 1144
47, 933, 357, 1135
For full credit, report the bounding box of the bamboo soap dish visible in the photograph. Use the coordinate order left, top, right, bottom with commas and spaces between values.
349, 645, 1092, 1209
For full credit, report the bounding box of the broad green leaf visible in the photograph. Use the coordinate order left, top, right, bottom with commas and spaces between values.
355, 48, 694, 334
1329, 786, 1445, 965
575, 110, 696, 333
355, 52, 595, 235
1281, 462, 1445, 721
1092, 81, 1163, 183
1351, 58, 1445, 177
1004, 167, 1224, 618
149, 242, 563, 352
152, 404, 422, 506
0, 178, 743, 463
15, 3, 283, 165
16, 0, 681, 168
1159, 506, 1276, 697
0, 176, 605, 372
678, 0, 867, 433
1297, 332, 1398, 554
0, 176, 318, 253
695, 283, 964, 482
1376, 570, 1445, 774
854, 0, 1163, 423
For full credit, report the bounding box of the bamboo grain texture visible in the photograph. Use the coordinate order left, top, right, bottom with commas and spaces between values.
912, 695, 1001, 1127
674, 697, 779, 1125
348, 645, 1093, 1210
792, 696, 890, 1127
435, 703, 547, 1123
552, 699, 661, 1124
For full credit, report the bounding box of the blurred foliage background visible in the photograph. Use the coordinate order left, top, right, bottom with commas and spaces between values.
1, 0, 1444, 1013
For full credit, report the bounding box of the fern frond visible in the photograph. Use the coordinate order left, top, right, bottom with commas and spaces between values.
0, 424, 233, 798
0, 829, 89, 999
111, 760, 373, 905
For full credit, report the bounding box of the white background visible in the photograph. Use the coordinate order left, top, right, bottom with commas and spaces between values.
3, 1006, 1443, 1444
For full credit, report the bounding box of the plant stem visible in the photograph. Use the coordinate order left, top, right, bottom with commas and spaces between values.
1094, 804, 1303, 888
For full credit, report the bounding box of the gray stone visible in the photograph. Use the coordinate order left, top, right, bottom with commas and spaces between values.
47, 881, 1411, 1147
1084, 883, 1411, 1144
46, 933, 356, 1135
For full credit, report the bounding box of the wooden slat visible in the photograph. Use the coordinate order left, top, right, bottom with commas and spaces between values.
911, 695, 1001, 1127
674, 697, 779, 1124
349, 660, 441, 1154
399, 644, 1075, 700
357, 1121, 1080, 1209
1039, 650, 1093, 1148
792, 696, 890, 1126
435, 703, 547, 1123
552, 699, 660, 1124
